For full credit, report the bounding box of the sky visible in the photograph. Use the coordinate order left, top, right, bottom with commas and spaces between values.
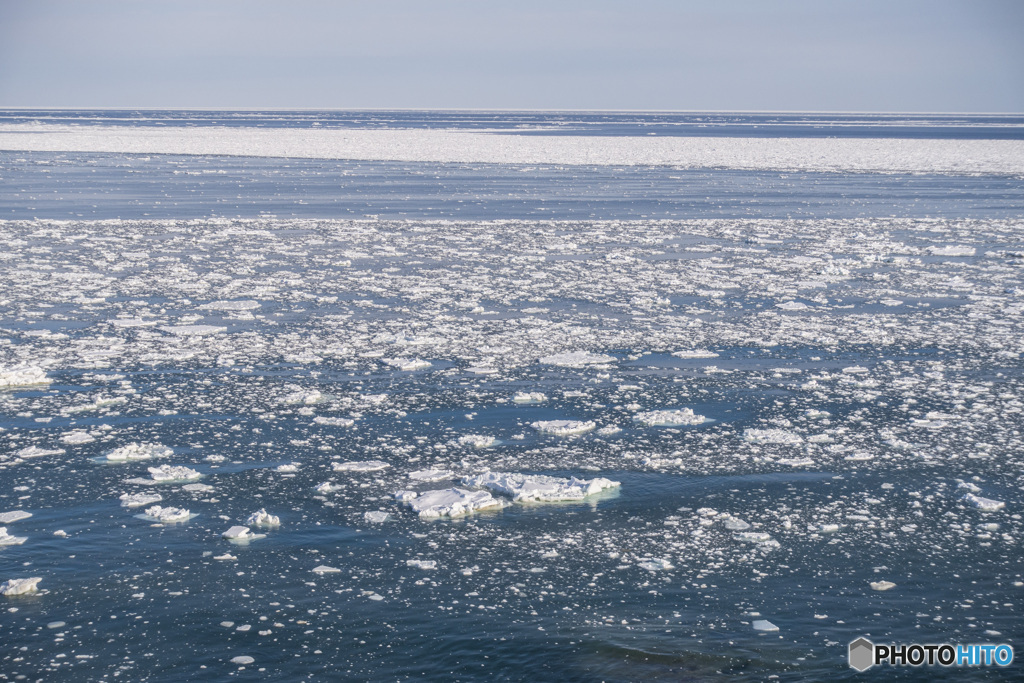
1, 0, 1022, 112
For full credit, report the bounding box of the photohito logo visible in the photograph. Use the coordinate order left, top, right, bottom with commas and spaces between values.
849, 637, 1013, 671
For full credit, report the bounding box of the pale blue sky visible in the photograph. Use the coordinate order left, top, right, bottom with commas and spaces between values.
1, 0, 1022, 111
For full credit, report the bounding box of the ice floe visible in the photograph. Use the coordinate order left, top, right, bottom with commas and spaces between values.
0, 511, 31, 524
457, 434, 496, 448
539, 351, 616, 367
102, 443, 173, 462
1, 577, 42, 596
0, 366, 51, 389
752, 619, 779, 632
332, 460, 390, 472
0, 528, 28, 546
141, 506, 192, 523
408, 469, 455, 483
632, 408, 708, 427
962, 493, 1005, 511
512, 392, 547, 404
394, 487, 506, 518
145, 465, 203, 483
530, 420, 596, 436
460, 472, 621, 502
245, 509, 280, 527
742, 428, 804, 445
313, 416, 355, 427
870, 581, 897, 591
406, 559, 437, 570
119, 492, 163, 508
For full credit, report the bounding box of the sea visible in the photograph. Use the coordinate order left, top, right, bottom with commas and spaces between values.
0, 110, 1023, 681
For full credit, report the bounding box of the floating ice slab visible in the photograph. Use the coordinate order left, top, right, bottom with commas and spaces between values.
313, 416, 355, 427
16, 446, 64, 459
638, 558, 674, 571
159, 325, 226, 336
142, 506, 191, 523
363, 511, 390, 523
461, 472, 620, 502
0, 528, 28, 546
182, 483, 214, 493
230, 656, 255, 665
458, 434, 496, 448
539, 351, 615, 367
962, 494, 1005, 511
0, 577, 41, 596
929, 245, 975, 256
222, 526, 254, 539
672, 349, 720, 359
596, 425, 622, 436
311, 565, 341, 574
245, 509, 280, 527
406, 559, 437, 570
870, 581, 897, 591
531, 420, 596, 436
147, 465, 202, 482
742, 428, 804, 445
753, 620, 779, 632
61, 430, 96, 445
383, 358, 431, 371
0, 511, 31, 524
395, 487, 506, 518
512, 392, 547, 404
119, 492, 163, 508
332, 460, 390, 472
775, 301, 809, 311
734, 532, 776, 544
199, 300, 260, 311
408, 469, 455, 483
0, 366, 51, 389
103, 443, 173, 462
632, 408, 707, 427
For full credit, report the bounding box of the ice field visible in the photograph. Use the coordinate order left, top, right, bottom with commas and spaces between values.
1, 111, 1023, 680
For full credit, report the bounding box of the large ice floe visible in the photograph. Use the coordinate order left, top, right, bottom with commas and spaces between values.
530, 420, 596, 436
0, 366, 51, 389
632, 408, 708, 427
332, 460, 390, 472
0, 577, 42, 596
394, 488, 506, 518
140, 506, 192, 523
102, 442, 173, 462
140, 465, 202, 483
460, 472, 620, 502
0, 527, 28, 546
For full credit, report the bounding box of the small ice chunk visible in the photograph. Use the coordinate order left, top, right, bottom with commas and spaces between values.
60, 430, 95, 445
314, 482, 336, 493
734, 532, 775, 544
962, 494, 1004, 511
539, 351, 615, 367
0, 366, 51, 389
406, 559, 437, 570
230, 656, 255, 665
531, 420, 596, 436
752, 620, 779, 632
147, 464, 202, 482
512, 392, 547, 404
275, 463, 299, 473
0, 577, 42, 595
0, 528, 28, 546
870, 581, 897, 591
457, 434, 496, 448
775, 301, 809, 311
0, 511, 31, 524
16, 446, 64, 459
928, 245, 975, 256
671, 349, 719, 359
143, 506, 191, 523
408, 469, 455, 483
638, 558, 674, 571
245, 509, 280, 527
383, 358, 432, 371
742, 428, 803, 445
332, 460, 390, 472
311, 565, 341, 574
103, 443, 173, 462
213, 554, 236, 561
395, 487, 506, 518
722, 517, 751, 531
182, 483, 214, 493
363, 511, 390, 523
596, 425, 622, 436
222, 526, 253, 539
632, 408, 707, 427
53, 530, 67, 538
313, 416, 355, 427
461, 472, 620, 502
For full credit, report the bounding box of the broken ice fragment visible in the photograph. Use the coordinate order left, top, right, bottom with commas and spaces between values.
0, 366, 51, 389
103, 443, 173, 462
962, 494, 1004, 511
460, 472, 620, 502
142, 506, 191, 523
406, 559, 437, 570
394, 487, 506, 518
0, 577, 42, 595
0, 511, 32, 524
147, 465, 202, 482
363, 511, 390, 523
311, 565, 341, 574
531, 420, 596, 436
742, 428, 803, 445
0, 528, 28, 546
752, 620, 779, 632
408, 469, 454, 483
332, 460, 389, 472
230, 656, 255, 665
870, 581, 897, 591
512, 392, 547, 404
457, 434, 495, 448
539, 351, 615, 367
245, 509, 280, 527
632, 408, 707, 427
638, 558, 674, 571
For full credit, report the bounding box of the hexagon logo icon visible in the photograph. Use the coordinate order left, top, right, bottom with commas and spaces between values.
849, 637, 874, 672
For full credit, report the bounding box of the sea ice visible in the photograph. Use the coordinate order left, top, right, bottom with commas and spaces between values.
408, 469, 455, 482
199, 300, 260, 311
0, 511, 31, 524
311, 565, 341, 574
742, 428, 804, 445
539, 351, 615, 367
245, 509, 280, 527
158, 325, 226, 336
461, 472, 620, 502
394, 487, 506, 518
458, 434, 496, 448
870, 581, 897, 591
363, 511, 390, 523
103, 443, 173, 462
383, 358, 432, 371
142, 506, 191, 523
671, 349, 719, 358
752, 620, 779, 632
16, 446, 64, 459
962, 493, 1005, 511
119, 492, 163, 508
638, 558, 674, 571
332, 460, 390, 472
147, 465, 202, 482
531, 420, 596, 436
60, 430, 95, 445
230, 656, 255, 665
313, 416, 355, 427
222, 526, 254, 539
406, 559, 437, 570
0, 528, 28, 546
0, 366, 51, 389
0, 577, 41, 596
512, 392, 547, 404
632, 408, 707, 427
